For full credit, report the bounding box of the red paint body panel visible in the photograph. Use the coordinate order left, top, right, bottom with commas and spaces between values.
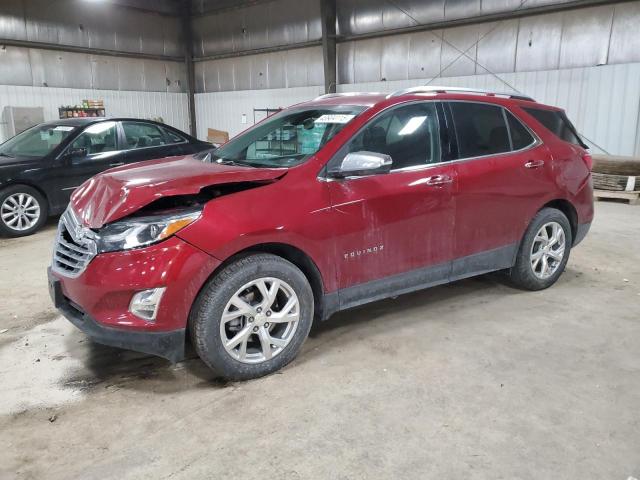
453, 143, 556, 258
51, 236, 220, 331
52, 91, 593, 347
71, 155, 286, 228
326, 164, 456, 287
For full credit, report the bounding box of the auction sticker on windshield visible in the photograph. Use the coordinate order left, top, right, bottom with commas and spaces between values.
314, 114, 355, 124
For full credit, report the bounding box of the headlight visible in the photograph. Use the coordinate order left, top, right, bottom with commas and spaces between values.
96, 209, 201, 253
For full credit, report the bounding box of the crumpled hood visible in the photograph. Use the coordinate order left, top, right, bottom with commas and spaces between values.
71, 155, 286, 228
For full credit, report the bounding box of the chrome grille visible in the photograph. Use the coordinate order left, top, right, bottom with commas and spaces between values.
52, 208, 97, 278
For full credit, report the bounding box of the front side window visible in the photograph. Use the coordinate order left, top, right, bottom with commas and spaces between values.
123, 122, 168, 149
70, 122, 118, 155
0, 124, 78, 158
345, 102, 441, 170
450, 102, 511, 158
522, 107, 585, 147
212, 106, 366, 168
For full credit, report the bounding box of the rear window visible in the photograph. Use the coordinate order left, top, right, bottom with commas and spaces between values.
522, 107, 585, 147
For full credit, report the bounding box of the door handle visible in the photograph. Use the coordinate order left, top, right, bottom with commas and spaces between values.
425, 174, 453, 186
524, 160, 545, 169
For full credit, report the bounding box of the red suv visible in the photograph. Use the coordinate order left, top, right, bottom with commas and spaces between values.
48, 87, 593, 380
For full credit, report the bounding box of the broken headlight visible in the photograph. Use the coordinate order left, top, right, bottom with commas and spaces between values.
96, 208, 201, 253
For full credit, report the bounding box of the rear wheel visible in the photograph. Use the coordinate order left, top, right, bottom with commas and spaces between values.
0, 185, 48, 237
507, 207, 572, 290
190, 253, 314, 380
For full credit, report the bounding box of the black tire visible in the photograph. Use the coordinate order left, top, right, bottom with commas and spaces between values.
190, 253, 314, 380
0, 185, 48, 237
507, 207, 573, 291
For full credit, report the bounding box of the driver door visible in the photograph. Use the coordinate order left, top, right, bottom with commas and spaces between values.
52, 121, 123, 206
325, 101, 457, 308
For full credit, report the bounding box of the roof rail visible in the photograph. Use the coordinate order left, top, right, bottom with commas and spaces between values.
314, 92, 384, 100
387, 86, 535, 102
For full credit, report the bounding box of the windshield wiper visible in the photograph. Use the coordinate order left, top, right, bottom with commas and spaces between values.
213, 158, 255, 168
0, 152, 15, 158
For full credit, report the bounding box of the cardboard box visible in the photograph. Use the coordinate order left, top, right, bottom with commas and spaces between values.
207, 128, 229, 146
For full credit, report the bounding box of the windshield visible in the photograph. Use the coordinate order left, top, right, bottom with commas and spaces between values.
211, 105, 366, 168
0, 124, 78, 158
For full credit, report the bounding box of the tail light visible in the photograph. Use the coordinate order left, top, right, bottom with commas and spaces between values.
581, 153, 593, 171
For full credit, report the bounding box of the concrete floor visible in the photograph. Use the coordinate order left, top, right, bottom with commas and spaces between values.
0, 201, 638, 479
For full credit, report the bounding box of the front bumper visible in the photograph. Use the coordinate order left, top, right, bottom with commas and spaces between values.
49, 235, 221, 362
49, 268, 185, 362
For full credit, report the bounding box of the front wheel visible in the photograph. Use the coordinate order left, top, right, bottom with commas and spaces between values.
190, 253, 314, 380
507, 207, 572, 291
0, 185, 48, 237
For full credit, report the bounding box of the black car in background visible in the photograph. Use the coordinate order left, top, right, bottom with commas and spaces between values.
0, 118, 211, 237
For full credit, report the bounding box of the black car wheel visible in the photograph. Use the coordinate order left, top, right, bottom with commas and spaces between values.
507, 207, 572, 290
0, 185, 48, 237
190, 253, 314, 380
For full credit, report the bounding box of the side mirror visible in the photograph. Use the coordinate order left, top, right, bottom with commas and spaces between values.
63, 147, 87, 163
328, 151, 393, 178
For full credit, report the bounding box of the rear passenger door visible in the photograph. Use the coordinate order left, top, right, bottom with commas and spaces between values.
446, 101, 555, 279
121, 121, 185, 164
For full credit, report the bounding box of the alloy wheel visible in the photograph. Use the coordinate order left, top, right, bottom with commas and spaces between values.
220, 277, 300, 364
530, 221, 566, 279
1, 193, 41, 231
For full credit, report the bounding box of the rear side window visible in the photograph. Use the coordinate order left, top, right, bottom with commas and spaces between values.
506, 111, 535, 150
450, 103, 511, 158
522, 107, 583, 147
122, 122, 168, 149
162, 127, 186, 144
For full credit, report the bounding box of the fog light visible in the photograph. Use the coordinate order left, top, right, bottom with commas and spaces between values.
129, 287, 166, 322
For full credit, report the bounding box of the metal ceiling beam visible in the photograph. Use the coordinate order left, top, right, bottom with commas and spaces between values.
0, 38, 184, 62
192, 40, 323, 62
182, 0, 197, 137
320, 0, 337, 94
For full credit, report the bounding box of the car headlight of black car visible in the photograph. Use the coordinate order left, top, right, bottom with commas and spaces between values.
96, 208, 201, 253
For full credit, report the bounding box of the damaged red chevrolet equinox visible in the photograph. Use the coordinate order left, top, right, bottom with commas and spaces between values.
49, 87, 593, 380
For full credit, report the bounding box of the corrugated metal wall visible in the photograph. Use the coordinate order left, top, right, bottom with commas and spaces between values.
191, 0, 321, 57
0, 0, 182, 57
0, 46, 187, 92
194, 85, 323, 140
192, 1, 640, 92
0, 85, 189, 142
336, 3, 640, 83
0, 0, 186, 93
193, 62, 640, 156
194, 46, 324, 92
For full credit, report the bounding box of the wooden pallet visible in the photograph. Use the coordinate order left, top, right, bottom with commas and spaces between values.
594, 189, 640, 205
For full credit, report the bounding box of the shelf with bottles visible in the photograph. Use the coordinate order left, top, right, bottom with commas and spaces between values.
59, 100, 106, 119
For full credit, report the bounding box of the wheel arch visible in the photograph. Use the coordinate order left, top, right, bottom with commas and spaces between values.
541, 198, 578, 243
196, 242, 328, 326
0, 181, 51, 213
